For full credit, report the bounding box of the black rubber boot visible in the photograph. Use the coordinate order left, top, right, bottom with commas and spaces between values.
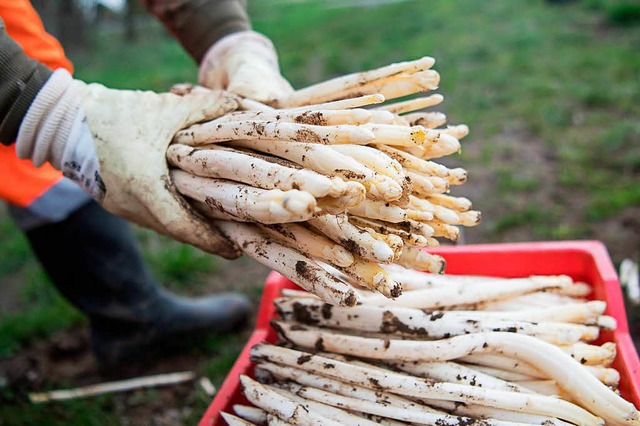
23, 201, 251, 367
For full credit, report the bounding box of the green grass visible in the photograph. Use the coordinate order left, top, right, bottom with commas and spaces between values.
2, 0, 640, 423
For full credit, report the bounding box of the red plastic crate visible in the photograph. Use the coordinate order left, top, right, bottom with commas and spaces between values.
200, 241, 640, 426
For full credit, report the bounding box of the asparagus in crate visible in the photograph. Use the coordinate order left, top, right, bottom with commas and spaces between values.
168, 56, 480, 305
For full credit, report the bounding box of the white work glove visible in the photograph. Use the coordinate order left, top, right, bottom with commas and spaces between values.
16, 69, 242, 259
198, 31, 293, 104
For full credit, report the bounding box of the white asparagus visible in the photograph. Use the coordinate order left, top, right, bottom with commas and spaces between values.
255, 361, 446, 416
240, 375, 342, 426
404, 111, 448, 128
286, 94, 386, 111
168, 144, 358, 200
216, 221, 358, 306
460, 354, 546, 379
360, 123, 429, 147
386, 360, 531, 393
174, 119, 375, 146
395, 247, 446, 273
267, 383, 380, 426
428, 221, 461, 241
263, 328, 639, 425
276, 57, 436, 107
228, 140, 404, 201
423, 399, 573, 426
292, 383, 538, 426
463, 364, 539, 382
329, 144, 404, 183
308, 214, 395, 263
376, 94, 444, 114
233, 405, 268, 425
375, 143, 451, 177
221, 412, 258, 426
214, 108, 373, 126
401, 135, 461, 159
348, 199, 433, 223
442, 124, 470, 139
407, 170, 450, 196
266, 414, 291, 426
250, 344, 605, 425
173, 171, 317, 224
367, 109, 396, 124
259, 223, 354, 267
426, 193, 473, 211
360, 276, 568, 309
517, 380, 563, 397
336, 258, 403, 298
349, 216, 428, 246
28, 371, 195, 403
560, 342, 617, 366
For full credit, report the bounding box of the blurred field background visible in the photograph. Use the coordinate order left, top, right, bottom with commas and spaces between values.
1, 0, 639, 424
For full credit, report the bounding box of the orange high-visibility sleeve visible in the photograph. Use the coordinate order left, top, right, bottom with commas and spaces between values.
0, 0, 73, 207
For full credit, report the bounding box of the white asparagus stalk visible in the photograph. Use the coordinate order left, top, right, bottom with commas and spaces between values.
407, 170, 449, 195
374, 144, 450, 177
173, 171, 317, 224
308, 214, 395, 263
292, 383, 537, 426
255, 361, 446, 416
175, 119, 375, 146
348, 199, 433, 223
395, 247, 446, 273
168, 144, 358, 199
268, 328, 638, 425
402, 135, 461, 159
460, 354, 546, 379
267, 383, 380, 426
221, 412, 258, 426
517, 380, 563, 397
335, 259, 402, 298
233, 405, 268, 425
276, 299, 598, 344
250, 344, 605, 426
426, 193, 473, 211
410, 196, 480, 226
464, 364, 539, 382
266, 414, 291, 426
259, 223, 354, 267
560, 342, 617, 366
479, 292, 586, 310
554, 282, 592, 297
367, 109, 396, 124
28, 371, 195, 403
214, 108, 373, 126
586, 365, 621, 387
386, 360, 531, 393
276, 57, 436, 107
424, 399, 573, 426
286, 94, 386, 111
361, 276, 567, 309
216, 221, 358, 306
448, 167, 469, 184
376, 94, 444, 114
442, 124, 470, 139
329, 144, 404, 183
349, 216, 428, 246
192, 200, 247, 222
404, 111, 448, 128
239, 376, 342, 426
228, 140, 404, 201
360, 123, 428, 147
428, 221, 461, 241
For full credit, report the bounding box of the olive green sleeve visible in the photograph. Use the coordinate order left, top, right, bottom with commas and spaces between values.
0, 19, 52, 145
141, 0, 250, 64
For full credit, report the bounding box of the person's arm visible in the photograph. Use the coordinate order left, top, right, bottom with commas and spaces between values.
143, 0, 292, 103
0, 20, 52, 145
141, 0, 250, 63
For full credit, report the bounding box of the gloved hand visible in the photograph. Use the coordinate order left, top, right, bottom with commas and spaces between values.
15, 69, 241, 259
198, 31, 293, 104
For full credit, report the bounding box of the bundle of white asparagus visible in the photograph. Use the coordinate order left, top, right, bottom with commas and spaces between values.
169, 57, 479, 305
222, 273, 640, 426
